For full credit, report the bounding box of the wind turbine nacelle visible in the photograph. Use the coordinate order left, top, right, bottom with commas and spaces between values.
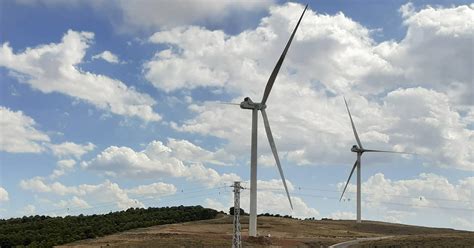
351, 145, 360, 153
240, 97, 266, 110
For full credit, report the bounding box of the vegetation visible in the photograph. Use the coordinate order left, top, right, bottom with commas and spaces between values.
229, 207, 246, 215
258, 212, 296, 219
0, 205, 218, 248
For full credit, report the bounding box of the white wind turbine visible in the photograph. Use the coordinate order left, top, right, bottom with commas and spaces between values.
340, 97, 412, 223
237, 5, 307, 237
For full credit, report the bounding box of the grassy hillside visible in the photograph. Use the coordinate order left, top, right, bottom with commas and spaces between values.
59, 214, 474, 247
0, 205, 218, 247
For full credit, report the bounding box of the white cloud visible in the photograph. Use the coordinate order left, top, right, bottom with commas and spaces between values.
20, 177, 78, 195
92, 50, 120, 64
205, 178, 319, 218
0, 30, 161, 122
0, 106, 50, 153
50, 159, 76, 179
83, 139, 240, 187
338, 173, 473, 229
242, 179, 295, 192
258, 154, 278, 167
383, 88, 473, 170
0, 106, 102, 165
0, 187, 9, 202
328, 211, 356, 220
20, 178, 177, 210
204, 198, 227, 213
151, 3, 472, 170
240, 190, 319, 219
126, 182, 177, 196
144, 3, 381, 94
372, 4, 474, 105
22, 204, 36, 216
340, 173, 473, 206
54, 196, 90, 209
166, 138, 234, 166
49, 142, 95, 159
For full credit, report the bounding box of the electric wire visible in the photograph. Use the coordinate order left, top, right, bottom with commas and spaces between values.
17, 183, 473, 218
30, 186, 228, 216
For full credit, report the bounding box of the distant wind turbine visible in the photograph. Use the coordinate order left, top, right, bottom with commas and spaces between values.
236, 5, 308, 237
340, 97, 412, 223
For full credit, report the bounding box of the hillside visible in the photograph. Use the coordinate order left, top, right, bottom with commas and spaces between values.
59, 214, 473, 247
0, 206, 218, 247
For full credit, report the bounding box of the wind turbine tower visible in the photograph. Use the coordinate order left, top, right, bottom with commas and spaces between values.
240, 5, 307, 237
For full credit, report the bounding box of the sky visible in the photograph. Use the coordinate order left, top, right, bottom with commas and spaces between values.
0, 0, 473, 231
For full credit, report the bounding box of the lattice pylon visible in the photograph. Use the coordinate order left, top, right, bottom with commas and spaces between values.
232, 181, 243, 248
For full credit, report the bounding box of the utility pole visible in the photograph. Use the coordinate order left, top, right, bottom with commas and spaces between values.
232, 181, 244, 248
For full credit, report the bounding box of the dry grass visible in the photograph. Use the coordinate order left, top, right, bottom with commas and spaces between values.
57, 214, 473, 247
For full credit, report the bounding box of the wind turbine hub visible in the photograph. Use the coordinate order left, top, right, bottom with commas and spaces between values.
351, 145, 362, 153
240, 97, 266, 110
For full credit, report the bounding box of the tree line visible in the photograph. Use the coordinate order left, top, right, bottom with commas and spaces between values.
0, 205, 218, 248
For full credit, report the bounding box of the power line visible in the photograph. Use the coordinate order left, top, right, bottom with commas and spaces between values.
294, 186, 473, 204
289, 192, 474, 212
31, 186, 228, 216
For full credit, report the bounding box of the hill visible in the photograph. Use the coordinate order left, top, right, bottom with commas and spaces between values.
0, 206, 218, 247
59, 214, 473, 247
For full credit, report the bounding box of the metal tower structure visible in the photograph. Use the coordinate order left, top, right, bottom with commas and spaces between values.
232, 181, 243, 248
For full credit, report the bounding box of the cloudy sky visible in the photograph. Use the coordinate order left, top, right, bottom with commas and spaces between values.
0, 0, 472, 231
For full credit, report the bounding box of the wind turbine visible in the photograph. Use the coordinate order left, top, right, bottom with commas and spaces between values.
340, 97, 411, 223
239, 5, 307, 237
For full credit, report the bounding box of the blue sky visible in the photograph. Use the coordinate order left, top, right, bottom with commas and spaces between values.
0, 0, 473, 231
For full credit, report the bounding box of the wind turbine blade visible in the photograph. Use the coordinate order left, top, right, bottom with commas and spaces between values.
344, 97, 363, 149
339, 158, 359, 201
261, 4, 308, 105
215, 102, 240, 106
261, 109, 293, 209
364, 149, 415, 155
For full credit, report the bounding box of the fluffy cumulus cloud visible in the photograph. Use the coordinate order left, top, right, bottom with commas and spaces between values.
50, 159, 76, 179
126, 182, 177, 196
339, 173, 474, 229
0, 106, 50, 153
54, 196, 91, 210
147, 3, 472, 170
82, 139, 240, 187
0, 187, 9, 202
207, 178, 318, 218
92, 50, 121, 64
20, 177, 177, 210
371, 3, 474, 105
241, 190, 319, 218
0, 107, 98, 161
48, 142, 95, 159
383, 88, 473, 170
0, 30, 161, 122
241, 179, 295, 192
144, 3, 383, 93
246, 180, 319, 219
166, 138, 235, 166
